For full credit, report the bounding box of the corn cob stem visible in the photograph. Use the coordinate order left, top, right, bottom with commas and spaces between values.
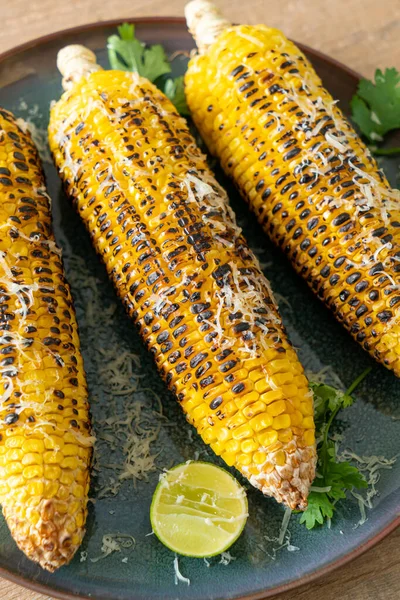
0, 108, 92, 571
185, 0, 230, 54
58, 45, 101, 91
49, 46, 316, 510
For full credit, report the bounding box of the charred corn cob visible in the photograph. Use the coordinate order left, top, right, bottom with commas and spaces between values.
185, 1, 400, 376
49, 45, 316, 510
0, 108, 92, 571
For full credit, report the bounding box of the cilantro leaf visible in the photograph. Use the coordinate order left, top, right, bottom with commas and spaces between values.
107, 24, 171, 81
164, 76, 189, 116
140, 44, 172, 82
299, 492, 334, 529
350, 68, 400, 142
301, 368, 371, 529
107, 24, 192, 115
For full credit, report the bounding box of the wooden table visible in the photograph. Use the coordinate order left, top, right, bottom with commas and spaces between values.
1, 0, 399, 599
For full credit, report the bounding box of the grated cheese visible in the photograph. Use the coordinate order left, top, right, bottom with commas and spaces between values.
174, 555, 191, 585
90, 533, 136, 563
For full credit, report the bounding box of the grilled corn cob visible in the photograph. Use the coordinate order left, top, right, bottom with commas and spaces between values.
185, 1, 400, 376
0, 108, 92, 571
49, 45, 316, 510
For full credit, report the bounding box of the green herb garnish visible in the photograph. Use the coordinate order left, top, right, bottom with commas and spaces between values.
351, 68, 400, 154
300, 368, 371, 529
107, 24, 189, 116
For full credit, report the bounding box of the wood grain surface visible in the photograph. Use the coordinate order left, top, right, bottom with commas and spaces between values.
0, 0, 399, 599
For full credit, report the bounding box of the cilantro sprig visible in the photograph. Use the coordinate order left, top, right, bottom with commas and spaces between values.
107, 24, 189, 116
351, 68, 400, 155
300, 368, 371, 529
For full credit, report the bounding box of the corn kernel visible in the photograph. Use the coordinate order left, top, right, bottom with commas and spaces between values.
221, 451, 237, 466
243, 400, 267, 419
249, 413, 273, 432
201, 427, 217, 444
43, 450, 64, 464
216, 427, 230, 442
278, 428, 293, 443
273, 414, 291, 430
226, 439, 240, 453
253, 451, 267, 465
22, 453, 43, 466
23, 465, 43, 479
44, 465, 62, 481
232, 423, 253, 440
192, 403, 208, 422
44, 481, 60, 499
303, 429, 316, 446
5, 462, 23, 476
43, 435, 64, 451
72, 484, 85, 499
260, 390, 283, 404
236, 390, 259, 410
267, 400, 286, 417
261, 462, 275, 474
6, 449, 24, 461
241, 439, 259, 453
274, 450, 286, 467
300, 401, 313, 416
27, 480, 44, 497
5, 436, 24, 448
290, 410, 303, 426
237, 453, 252, 466
258, 429, 278, 447
61, 457, 79, 470
254, 379, 269, 394
302, 416, 314, 429
76, 511, 85, 528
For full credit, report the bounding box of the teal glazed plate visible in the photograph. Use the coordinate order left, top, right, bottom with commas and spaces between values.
0, 17, 399, 600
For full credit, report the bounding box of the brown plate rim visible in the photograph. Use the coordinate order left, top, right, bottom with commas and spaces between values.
0, 15, 398, 600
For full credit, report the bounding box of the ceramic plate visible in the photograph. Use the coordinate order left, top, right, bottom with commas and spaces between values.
0, 17, 399, 600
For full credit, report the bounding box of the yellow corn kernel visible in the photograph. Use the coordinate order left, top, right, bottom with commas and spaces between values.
290, 410, 303, 426
43, 435, 64, 450
232, 423, 253, 440
274, 450, 287, 467
221, 451, 237, 466
273, 414, 291, 430
22, 439, 45, 453
5, 462, 23, 476
241, 438, 259, 453
267, 400, 286, 417
243, 400, 267, 419
27, 480, 45, 497
253, 451, 267, 465
22, 453, 43, 466
236, 390, 259, 409
300, 401, 314, 416
44, 481, 60, 499
260, 390, 283, 404
278, 428, 293, 443
5, 449, 24, 461
258, 429, 278, 448
61, 457, 79, 470
192, 403, 208, 422
44, 465, 62, 481
304, 429, 316, 446
217, 427, 230, 442
302, 416, 314, 429
23, 465, 43, 479
5, 436, 24, 448
237, 453, 251, 466
72, 484, 85, 499
249, 413, 273, 432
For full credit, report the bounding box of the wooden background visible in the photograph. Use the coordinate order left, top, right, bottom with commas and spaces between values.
0, 0, 399, 599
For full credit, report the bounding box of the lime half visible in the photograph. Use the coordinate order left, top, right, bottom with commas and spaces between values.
150, 461, 248, 557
